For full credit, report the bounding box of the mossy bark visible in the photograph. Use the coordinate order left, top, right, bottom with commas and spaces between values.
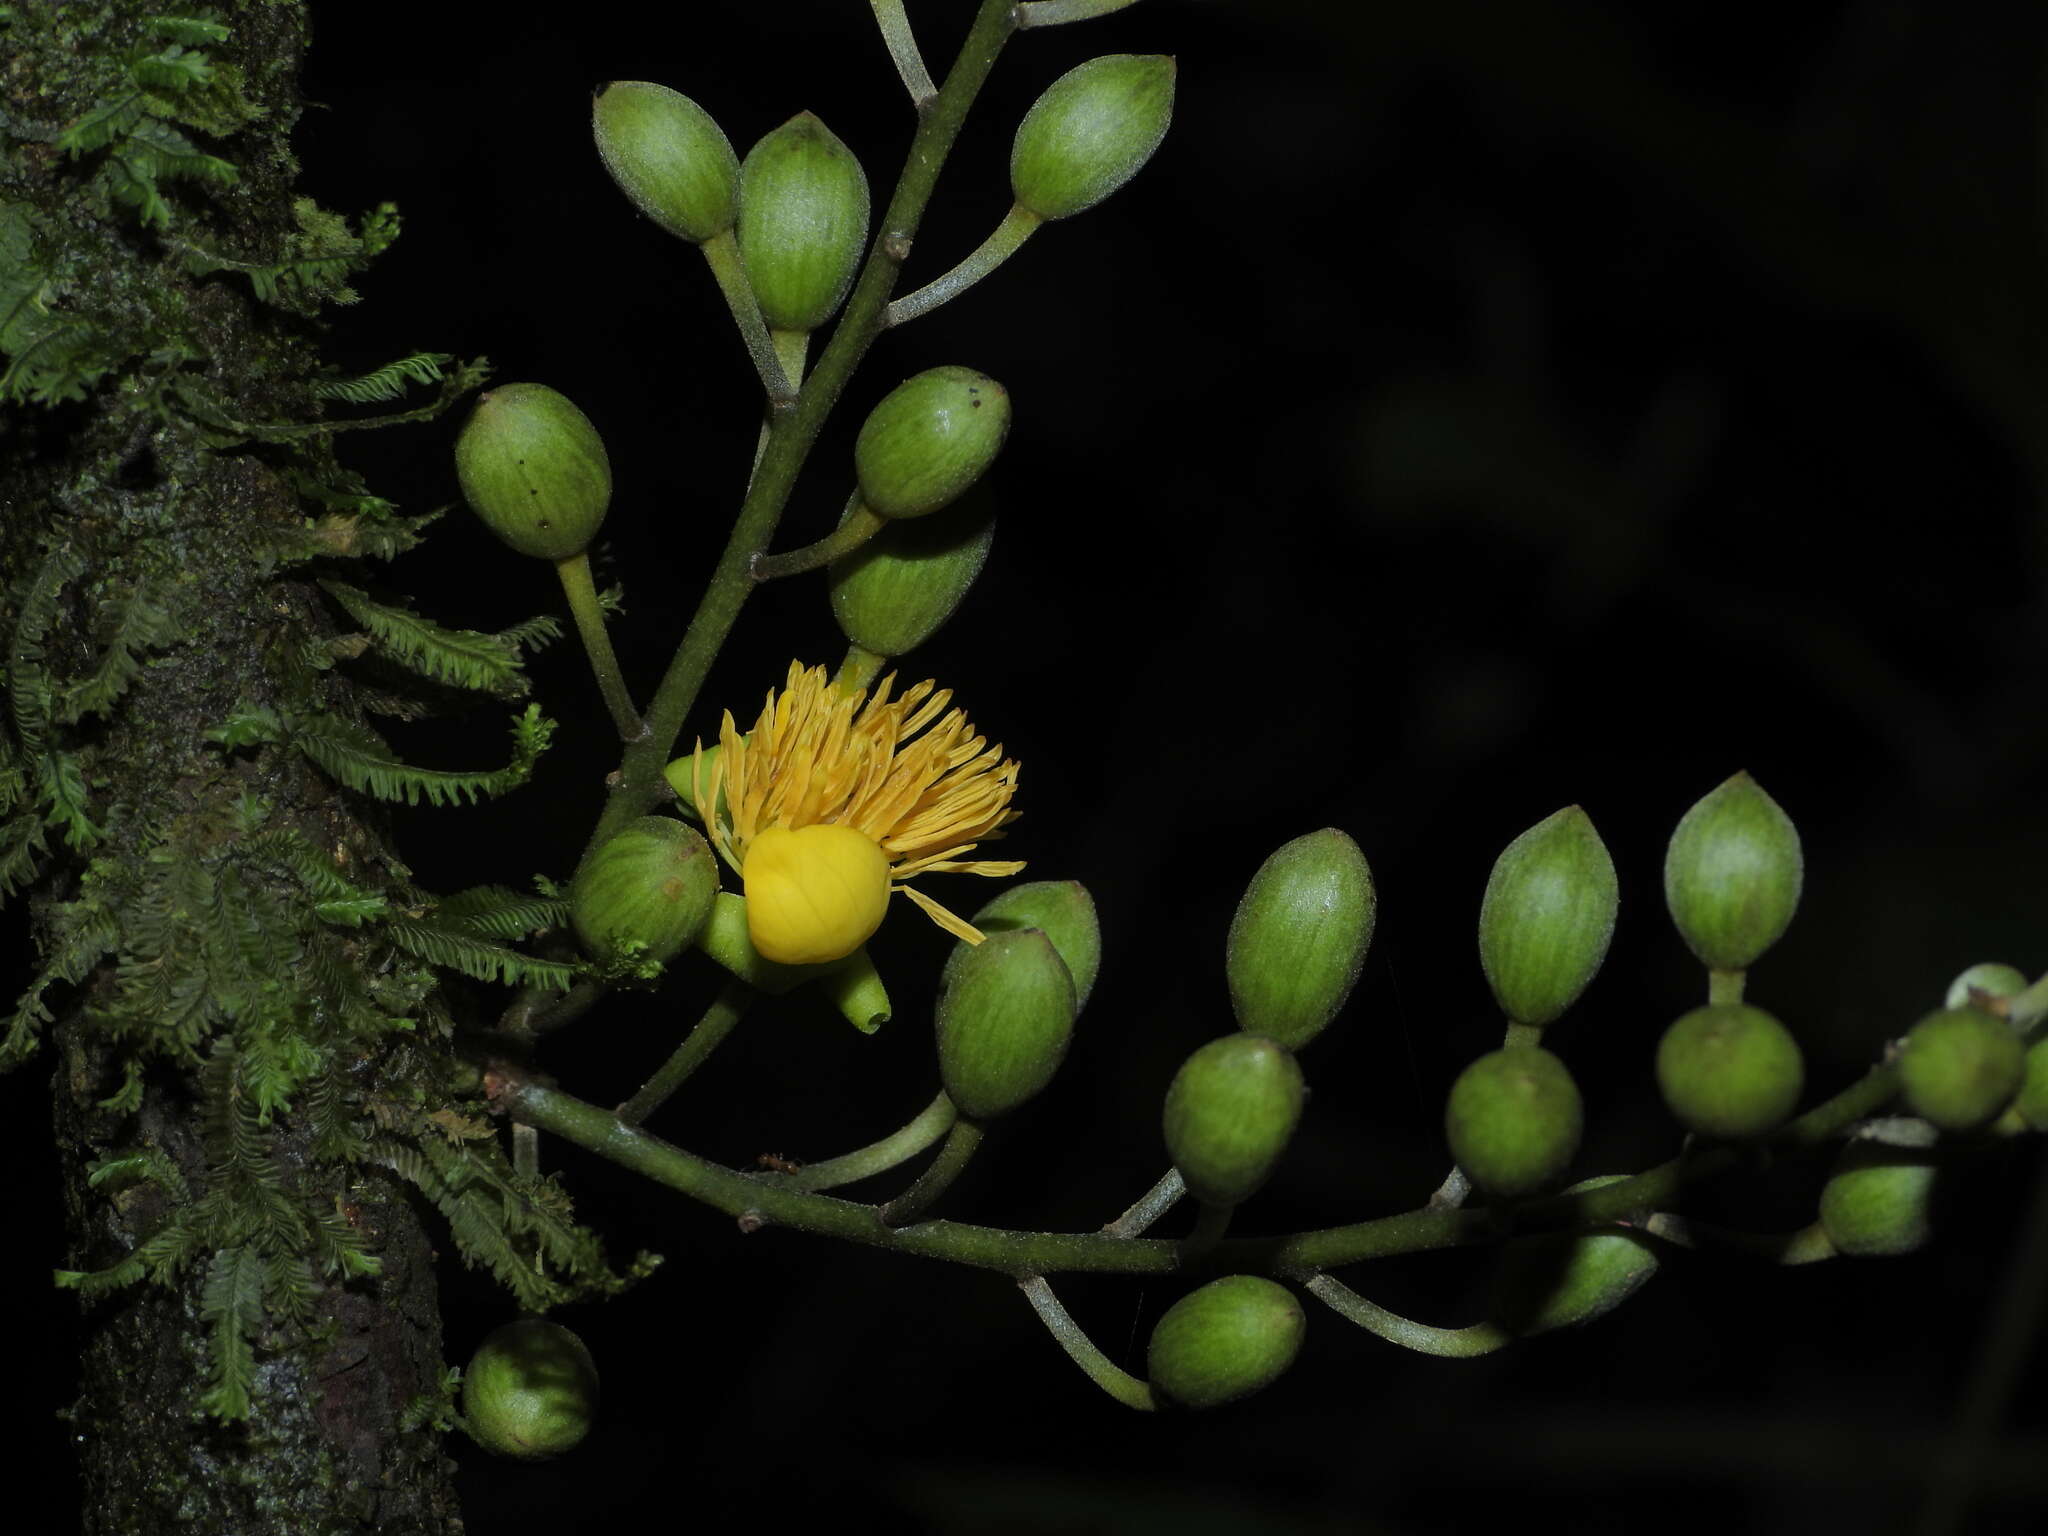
3, 3, 462, 1529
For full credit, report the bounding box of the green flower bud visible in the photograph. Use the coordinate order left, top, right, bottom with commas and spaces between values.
1898, 1006, 2024, 1133
462, 1319, 599, 1461
570, 816, 718, 973
1444, 1045, 1582, 1200
1162, 1034, 1305, 1207
1146, 1275, 1304, 1410
830, 491, 995, 658
1944, 962, 2029, 1014
1477, 806, 1617, 1028
1663, 772, 1803, 971
1819, 1141, 1941, 1256
591, 81, 738, 243
950, 879, 1101, 1012
1653, 1003, 1804, 1139
1010, 55, 1176, 221
853, 367, 1011, 520
738, 112, 869, 332
662, 741, 724, 821
454, 383, 611, 561
935, 929, 1077, 1120
1225, 829, 1376, 1051
2015, 1037, 2048, 1132
1490, 1177, 1661, 1335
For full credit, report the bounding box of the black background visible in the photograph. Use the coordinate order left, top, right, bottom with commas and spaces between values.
15, 1, 2048, 1529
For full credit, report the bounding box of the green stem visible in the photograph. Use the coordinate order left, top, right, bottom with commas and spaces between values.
1642, 1213, 1838, 1265
1102, 1167, 1184, 1237
1019, 1275, 1157, 1411
1303, 1273, 1511, 1359
834, 643, 889, 695
770, 1090, 957, 1192
555, 552, 643, 741
578, 0, 1022, 871
869, 0, 936, 104
880, 1115, 985, 1227
700, 228, 794, 404
1502, 1021, 1543, 1050
511, 1122, 539, 1180
616, 983, 755, 1125
1708, 967, 1747, 1005
528, 977, 605, 1038
1426, 1165, 1472, 1210
1017, 0, 1143, 26
1180, 1199, 1232, 1263
752, 496, 888, 581
887, 203, 1042, 327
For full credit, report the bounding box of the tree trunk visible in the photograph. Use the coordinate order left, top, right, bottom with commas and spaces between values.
4, 3, 462, 1528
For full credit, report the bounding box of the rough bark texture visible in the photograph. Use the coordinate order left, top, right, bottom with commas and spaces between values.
4, 2, 463, 1528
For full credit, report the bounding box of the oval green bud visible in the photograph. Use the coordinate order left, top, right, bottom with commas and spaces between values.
570, 817, 718, 973
1819, 1141, 1941, 1256
1944, 962, 2029, 1014
830, 491, 995, 658
591, 81, 738, 243
1663, 772, 1803, 971
1477, 806, 1617, 1028
853, 367, 1011, 520
950, 878, 1101, 1013
1146, 1275, 1304, 1410
462, 1319, 599, 1461
737, 112, 869, 332
1490, 1176, 1661, 1335
2015, 1037, 2048, 1132
454, 383, 611, 561
936, 929, 1077, 1120
1444, 1045, 1582, 1200
1898, 1006, 2024, 1133
1225, 828, 1376, 1051
1162, 1034, 1305, 1207
1653, 1003, 1804, 1139
1010, 55, 1176, 221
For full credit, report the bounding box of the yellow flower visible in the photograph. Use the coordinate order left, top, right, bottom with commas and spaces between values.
692, 662, 1023, 965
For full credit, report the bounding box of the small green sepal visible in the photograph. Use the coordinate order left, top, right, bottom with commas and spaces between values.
592, 81, 739, 243
1819, 1141, 1942, 1256
454, 383, 611, 561
935, 929, 1077, 1119
1944, 962, 2029, 1014
1161, 1034, 1305, 1207
1653, 1003, 1804, 1139
1490, 1177, 1661, 1335
738, 112, 869, 332
949, 879, 1101, 1012
1663, 772, 1803, 971
1146, 1275, 1304, 1410
1477, 806, 1617, 1028
854, 367, 1012, 520
569, 817, 718, 973
1444, 1045, 1582, 1200
461, 1319, 599, 1461
695, 891, 826, 995
830, 491, 995, 658
820, 946, 891, 1034
1225, 828, 1376, 1051
1010, 54, 1176, 221
1897, 1006, 2024, 1133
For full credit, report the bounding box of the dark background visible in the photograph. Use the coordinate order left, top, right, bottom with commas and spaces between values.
18, 0, 2048, 1529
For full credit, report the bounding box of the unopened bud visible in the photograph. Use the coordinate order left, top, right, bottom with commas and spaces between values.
462, 1319, 599, 1461
1653, 1003, 1804, 1139
949, 879, 1100, 1012
1162, 1034, 1304, 1207
854, 367, 1011, 520
1664, 772, 1803, 971
829, 491, 995, 659
1225, 828, 1376, 1051
1820, 1141, 1942, 1256
1010, 55, 1176, 221
1490, 1177, 1661, 1335
738, 113, 869, 333
1444, 1045, 1582, 1200
454, 383, 610, 561
569, 816, 719, 973
1898, 1006, 2024, 1133
1146, 1275, 1304, 1410
936, 929, 1077, 1120
1477, 806, 1617, 1028
592, 81, 738, 243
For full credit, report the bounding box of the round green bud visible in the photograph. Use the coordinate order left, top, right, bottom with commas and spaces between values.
949, 878, 1101, 1013
591, 81, 738, 243
1653, 1003, 1804, 1139
1490, 1177, 1661, 1335
935, 929, 1077, 1120
1010, 54, 1176, 222
1225, 828, 1376, 1051
830, 490, 995, 658
737, 112, 869, 333
462, 1318, 599, 1461
1477, 806, 1617, 1028
570, 817, 718, 973
1444, 1045, 1583, 1200
1146, 1275, 1304, 1410
1162, 1034, 1306, 1207
1944, 962, 2029, 1014
1819, 1141, 1941, 1256
1898, 1006, 2024, 1133
1663, 772, 1803, 972
454, 383, 611, 561
2015, 1037, 2048, 1132
853, 367, 1011, 520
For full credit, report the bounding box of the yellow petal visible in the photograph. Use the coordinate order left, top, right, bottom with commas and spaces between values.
742, 823, 891, 965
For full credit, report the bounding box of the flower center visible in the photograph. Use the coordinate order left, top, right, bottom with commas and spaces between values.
741, 823, 892, 966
